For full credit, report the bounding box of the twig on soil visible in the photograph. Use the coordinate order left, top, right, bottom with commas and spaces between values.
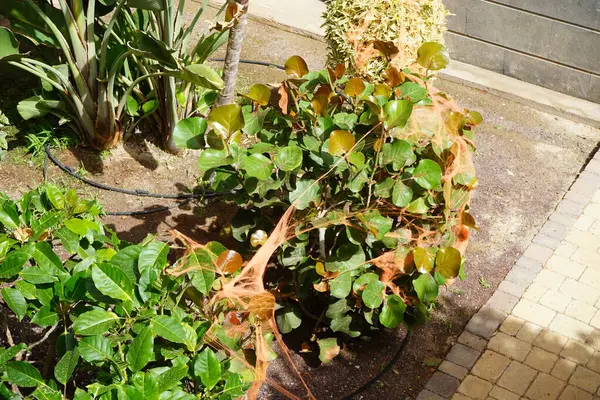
0, 310, 15, 347
24, 324, 59, 361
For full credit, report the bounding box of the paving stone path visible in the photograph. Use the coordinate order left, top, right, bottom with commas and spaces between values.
418, 150, 600, 400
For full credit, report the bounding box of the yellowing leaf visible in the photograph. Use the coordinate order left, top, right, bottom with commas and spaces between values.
246, 84, 271, 106
328, 130, 355, 156
312, 95, 329, 117
284, 56, 309, 78
374, 84, 392, 98
207, 104, 244, 138
344, 78, 365, 97
417, 42, 450, 71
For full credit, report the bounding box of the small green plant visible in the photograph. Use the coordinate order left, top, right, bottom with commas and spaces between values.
0, 186, 267, 399
479, 276, 490, 289
177, 44, 480, 344
24, 125, 76, 160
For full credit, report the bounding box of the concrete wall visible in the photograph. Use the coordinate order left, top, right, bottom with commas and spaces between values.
443, 0, 600, 103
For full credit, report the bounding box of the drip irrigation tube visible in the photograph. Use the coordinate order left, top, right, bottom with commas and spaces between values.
43, 145, 230, 216
209, 57, 286, 70
341, 331, 411, 399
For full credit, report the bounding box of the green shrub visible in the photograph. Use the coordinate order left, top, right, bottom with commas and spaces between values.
180, 46, 481, 341
0, 186, 265, 399
324, 0, 448, 80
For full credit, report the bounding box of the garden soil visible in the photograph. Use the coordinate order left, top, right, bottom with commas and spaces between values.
1, 5, 600, 399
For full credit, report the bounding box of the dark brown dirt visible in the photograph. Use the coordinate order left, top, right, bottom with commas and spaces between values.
1, 7, 600, 400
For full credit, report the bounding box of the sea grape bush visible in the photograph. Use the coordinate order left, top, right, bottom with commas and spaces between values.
181, 43, 480, 340
0, 186, 260, 399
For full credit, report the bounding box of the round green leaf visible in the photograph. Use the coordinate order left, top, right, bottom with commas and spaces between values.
284, 56, 309, 78
330, 315, 360, 337
275, 146, 303, 171
173, 117, 207, 150
276, 305, 302, 334
289, 179, 321, 210
328, 130, 355, 156
413, 273, 439, 304
382, 140, 416, 170
362, 280, 385, 309
198, 149, 232, 171
243, 153, 273, 180
318, 338, 340, 364
383, 100, 413, 129
406, 197, 428, 214
468, 111, 483, 125
399, 82, 427, 102
413, 247, 435, 273
246, 84, 271, 106
352, 272, 379, 293
207, 104, 244, 138
329, 271, 352, 299
344, 78, 365, 97
379, 295, 406, 328
414, 159, 442, 190
392, 180, 413, 207
435, 247, 462, 279
417, 42, 450, 71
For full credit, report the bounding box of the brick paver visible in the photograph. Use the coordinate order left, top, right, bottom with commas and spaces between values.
417, 152, 600, 399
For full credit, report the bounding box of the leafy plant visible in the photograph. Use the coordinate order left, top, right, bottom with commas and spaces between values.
179, 44, 480, 344
24, 124, 76, 160
0, 186, 264, 399
117, 0, 231, 153
323, 0, 448, 80
0, 0, 226, 151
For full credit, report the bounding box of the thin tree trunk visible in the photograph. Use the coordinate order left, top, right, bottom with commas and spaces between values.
216, 0, 249, 106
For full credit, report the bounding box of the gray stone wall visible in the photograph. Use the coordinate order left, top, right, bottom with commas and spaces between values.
443, 0, 600, 103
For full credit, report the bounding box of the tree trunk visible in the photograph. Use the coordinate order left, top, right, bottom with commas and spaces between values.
216, 0, 248, 106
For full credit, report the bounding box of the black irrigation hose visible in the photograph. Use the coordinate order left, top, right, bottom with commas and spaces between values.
341, 331, 411, 400
43, 145, 230, 216
209, 57, 286, 70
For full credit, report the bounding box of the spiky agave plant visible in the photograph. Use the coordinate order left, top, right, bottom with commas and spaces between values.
323, 0, 448, 81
